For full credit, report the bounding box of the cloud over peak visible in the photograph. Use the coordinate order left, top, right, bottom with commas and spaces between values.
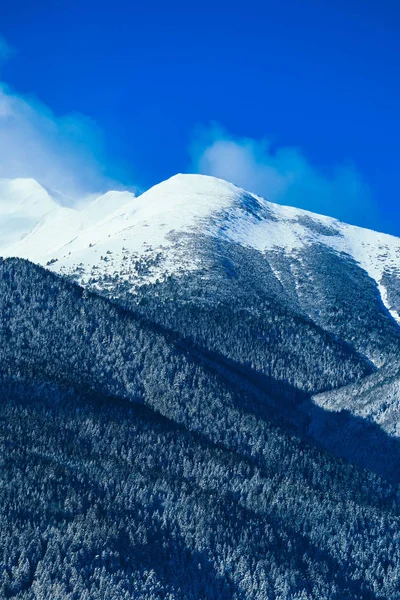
191, 124, 379, 228
0, 33, 133, 203
0, 83, 124, 201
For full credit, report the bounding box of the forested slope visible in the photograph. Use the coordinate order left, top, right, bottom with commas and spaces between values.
0, 258, 400, 599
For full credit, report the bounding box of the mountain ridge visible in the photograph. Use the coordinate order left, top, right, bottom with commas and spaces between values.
1, 176, 399, 348
1, 173, 400, 443
1, 173, 399, 325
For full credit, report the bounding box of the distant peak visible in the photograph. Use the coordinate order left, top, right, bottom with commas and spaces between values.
96, 189, 136, 200
0, 177, 57, 213
80, 189, 137, 225
0, 176, 48, 193
85, 189, 136, 209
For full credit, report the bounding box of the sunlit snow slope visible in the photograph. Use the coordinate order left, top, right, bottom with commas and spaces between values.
1, 173, 400, 323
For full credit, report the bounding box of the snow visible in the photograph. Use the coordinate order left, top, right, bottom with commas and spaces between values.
1, 184, 137, 264
0, 178, 57, 247
1, 173, 400, 324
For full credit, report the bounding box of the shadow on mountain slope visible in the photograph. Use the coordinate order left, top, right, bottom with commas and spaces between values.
170, 337, 400, 483
1, 255, 399, 483
1, 371, 398, 599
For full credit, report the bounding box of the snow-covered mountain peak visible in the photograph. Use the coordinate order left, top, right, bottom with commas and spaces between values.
131, 173, 343, 246
0, 178, 58, 247
1, 173, 400, 325
147, 172, 242, 198
79, 189, 136, 225
0, 179, 137, 261
128, 173, 244, 222
0, 177, 56, 212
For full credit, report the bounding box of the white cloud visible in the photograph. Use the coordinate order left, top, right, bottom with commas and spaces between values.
0, 34, 129, 201
191, 124, 378, 226
0, 83, 126, 201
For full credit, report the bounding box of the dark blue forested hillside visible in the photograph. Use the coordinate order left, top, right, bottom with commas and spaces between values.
0, 257, 400, 599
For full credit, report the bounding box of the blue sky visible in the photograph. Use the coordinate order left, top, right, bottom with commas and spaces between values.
0, 0, 399, 234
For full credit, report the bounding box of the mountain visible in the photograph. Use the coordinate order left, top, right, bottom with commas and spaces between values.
0, 177, 135, 262
1, 173, 399, 438
0, 178, 57, 247
2, 174, 400, 328
1, 175, 400, 598
0, 257, 400, 599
